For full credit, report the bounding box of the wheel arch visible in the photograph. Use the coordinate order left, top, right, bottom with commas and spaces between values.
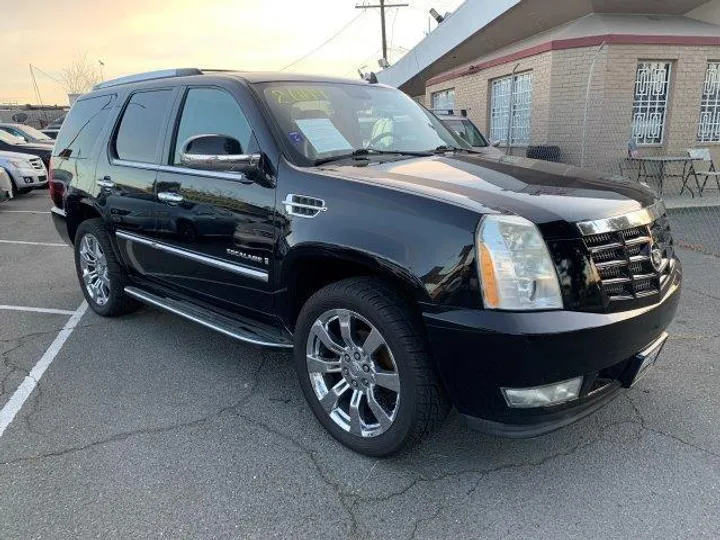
279, 243, 431, 331
66, 197, 103, 244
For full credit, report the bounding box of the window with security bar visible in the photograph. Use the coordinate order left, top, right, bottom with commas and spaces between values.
632, 62, 672, 146
431, 89, 455, 111
490, 72, 533, 145
698, 62, 720, 143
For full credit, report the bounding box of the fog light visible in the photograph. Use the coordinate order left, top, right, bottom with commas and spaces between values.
23, 177, 34, 184
502, 377, 583, 408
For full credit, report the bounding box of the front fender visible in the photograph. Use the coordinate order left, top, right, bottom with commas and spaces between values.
275, 158, 483, 310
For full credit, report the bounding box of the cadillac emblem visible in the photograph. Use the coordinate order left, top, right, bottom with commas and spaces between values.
650, 242, 664, 272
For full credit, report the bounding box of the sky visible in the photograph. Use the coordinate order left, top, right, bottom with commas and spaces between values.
0, 0, 463, 105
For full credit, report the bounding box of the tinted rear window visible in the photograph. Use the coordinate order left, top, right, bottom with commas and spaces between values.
114, 89, 174, 163
54, 95, 115, 159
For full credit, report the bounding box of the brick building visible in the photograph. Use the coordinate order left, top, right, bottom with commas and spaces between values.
378, 0, 720, 178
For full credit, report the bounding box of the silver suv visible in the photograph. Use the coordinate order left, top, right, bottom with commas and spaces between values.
0, 167, 12, 201
0, 150, 49, 195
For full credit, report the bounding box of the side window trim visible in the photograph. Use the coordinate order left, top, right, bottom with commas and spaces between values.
157, 164, 254, 181
109, 86, 178, 167
166, 85, 192, 165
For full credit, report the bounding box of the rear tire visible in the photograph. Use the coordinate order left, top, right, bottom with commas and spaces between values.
294, 277, 449, 457
73, 219, 140, 317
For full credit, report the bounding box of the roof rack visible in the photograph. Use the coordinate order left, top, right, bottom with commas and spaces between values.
93, 68, 203, 90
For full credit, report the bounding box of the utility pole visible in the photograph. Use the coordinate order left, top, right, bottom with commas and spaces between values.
355, 0, 408, 63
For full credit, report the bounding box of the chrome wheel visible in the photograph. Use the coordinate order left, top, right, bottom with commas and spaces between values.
79, 233, 111, 306
306, 309, 401, 438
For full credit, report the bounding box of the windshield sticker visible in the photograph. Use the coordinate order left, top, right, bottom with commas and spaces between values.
288, 131, 304, 144
270, 88, 329, 105
295, 118, 352, 154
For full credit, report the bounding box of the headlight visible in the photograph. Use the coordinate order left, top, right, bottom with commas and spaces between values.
8, 159, 26, 168
476, 214, 562, 310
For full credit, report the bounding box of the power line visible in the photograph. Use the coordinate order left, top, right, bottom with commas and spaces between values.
280, 12, 366, 72
29, 65, 44, 109
29, 64, 65, 87
389, 7, 400, 59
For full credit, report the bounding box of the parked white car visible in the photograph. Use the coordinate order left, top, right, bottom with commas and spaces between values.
0, 150, 48, 195
0, 167, 12, 201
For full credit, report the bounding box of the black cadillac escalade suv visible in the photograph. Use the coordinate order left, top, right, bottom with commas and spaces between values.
50, 69, 680, 456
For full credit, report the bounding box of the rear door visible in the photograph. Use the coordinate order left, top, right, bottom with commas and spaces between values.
95, 87, 178, 275
152, 85, 276, 315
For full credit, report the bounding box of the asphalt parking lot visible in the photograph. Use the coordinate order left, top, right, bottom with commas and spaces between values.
1, 191, 719, 539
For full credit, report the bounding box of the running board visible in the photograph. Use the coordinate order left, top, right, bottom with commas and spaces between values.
124, 286, 293, 349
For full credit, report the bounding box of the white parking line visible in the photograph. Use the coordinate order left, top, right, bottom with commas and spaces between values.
0, 301, 88, 439
0, 210, 51, 214
0, 305, 77, 316
0, 239, 67, 247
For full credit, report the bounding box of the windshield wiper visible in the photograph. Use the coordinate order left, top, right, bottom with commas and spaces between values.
314, 148, 432, 166
432, 145, 481, 155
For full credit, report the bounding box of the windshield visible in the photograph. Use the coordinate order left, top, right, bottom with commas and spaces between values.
258, 82, 469, 165
17, 125, 52, 141
444, 119, 489, 147
0, 130, 24, 144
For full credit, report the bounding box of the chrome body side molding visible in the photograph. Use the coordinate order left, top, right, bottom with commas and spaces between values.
115, 230, 269, 282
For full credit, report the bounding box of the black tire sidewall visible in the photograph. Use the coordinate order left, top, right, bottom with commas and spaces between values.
73, 219, 131, 316
294, 281, 426, 457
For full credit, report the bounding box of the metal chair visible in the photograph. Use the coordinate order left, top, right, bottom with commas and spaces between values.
688, 148, 720, 193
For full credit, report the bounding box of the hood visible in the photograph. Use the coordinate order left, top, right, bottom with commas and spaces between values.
0, 149, 45, 161
16, 141, 53, 151
325, 154, 657, 236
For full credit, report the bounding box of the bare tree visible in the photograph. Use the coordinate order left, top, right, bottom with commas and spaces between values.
60, 53, 102, 95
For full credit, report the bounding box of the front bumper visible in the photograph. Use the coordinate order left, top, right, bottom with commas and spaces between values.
423, 269, 681, 437
10, 166, 48, 188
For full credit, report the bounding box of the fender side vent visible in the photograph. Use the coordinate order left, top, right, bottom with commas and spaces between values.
283, 194, 327, 218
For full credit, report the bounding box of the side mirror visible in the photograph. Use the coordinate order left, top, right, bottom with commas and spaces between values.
180, 134, 260, 174
491, 140, 502, 148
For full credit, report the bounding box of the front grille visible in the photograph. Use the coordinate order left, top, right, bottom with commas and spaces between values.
583, 214, 675, 303
29, 158, 43, 170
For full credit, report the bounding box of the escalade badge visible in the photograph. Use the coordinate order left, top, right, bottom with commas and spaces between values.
227, 248, 269, 265
650, 242, 663, 272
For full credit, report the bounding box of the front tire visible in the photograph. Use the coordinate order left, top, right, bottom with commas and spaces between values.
10, 179, 30, 196
74, 219, 139, 316
294, 277, 449, 457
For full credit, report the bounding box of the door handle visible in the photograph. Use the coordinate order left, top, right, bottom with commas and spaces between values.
97, 176, 114, 189
158, 191, 184, 204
